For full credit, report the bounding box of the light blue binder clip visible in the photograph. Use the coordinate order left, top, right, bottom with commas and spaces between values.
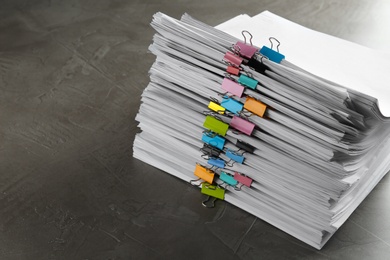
226, 150, 245, 164
202, 133, 225, 150
207, 158, 225, 168
220, 97, 243, 114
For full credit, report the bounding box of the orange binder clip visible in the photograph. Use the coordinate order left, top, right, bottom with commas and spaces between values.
194, 164, 215, 184
244, 97, 267, 118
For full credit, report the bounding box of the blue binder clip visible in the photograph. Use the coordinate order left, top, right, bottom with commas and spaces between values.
220, 97, 243, 115
226, 150, 245, 164
220, 172, 238, 186
207, 158, 225, 168
202, 133, 225, 150
259, 37, 285, 63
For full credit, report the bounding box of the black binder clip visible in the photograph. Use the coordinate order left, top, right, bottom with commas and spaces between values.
236, 140, 255, 154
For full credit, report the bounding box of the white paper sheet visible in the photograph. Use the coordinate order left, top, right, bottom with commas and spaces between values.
216, 11, 390, 117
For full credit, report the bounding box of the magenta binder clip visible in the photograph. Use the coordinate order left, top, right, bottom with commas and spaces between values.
221, 78, 244, 98
234, 31, 258, 59
230, 116, 255, 135
234, 172, 253, 187
235, 42, 258, 59
223, 51, 243, 67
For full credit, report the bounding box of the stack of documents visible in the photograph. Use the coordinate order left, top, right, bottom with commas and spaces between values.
133, 11, 390, 249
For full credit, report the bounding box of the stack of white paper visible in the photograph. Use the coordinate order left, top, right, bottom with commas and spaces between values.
133, 11, 390, 249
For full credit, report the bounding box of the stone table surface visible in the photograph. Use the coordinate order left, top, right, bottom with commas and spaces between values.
1, 0, 390, 259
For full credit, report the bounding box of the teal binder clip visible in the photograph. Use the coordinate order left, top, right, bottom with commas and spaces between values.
202, 133, 225, 150
220, 172, 238, 186
259, 37, 285, 63
203, 116, 229, 136
207, 158, 225, 168
226, 150, 245, 164
238, 74, 258, 90
220, 97, 243, 115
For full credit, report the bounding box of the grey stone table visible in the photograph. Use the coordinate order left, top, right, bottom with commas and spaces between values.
1, 0, 389, 259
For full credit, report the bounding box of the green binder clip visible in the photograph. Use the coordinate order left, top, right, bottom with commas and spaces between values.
203, 116, 229, 136
201, 183, 225, 208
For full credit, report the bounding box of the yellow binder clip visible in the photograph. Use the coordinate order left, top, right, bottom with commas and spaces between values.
208, 101, 225, 114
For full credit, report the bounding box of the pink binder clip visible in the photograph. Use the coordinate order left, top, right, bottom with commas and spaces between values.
235, 41, 258, 59
221, 78, 244, 98
234, 172, 253, 187
223, 51, 243, 67
230, 116, 255, 135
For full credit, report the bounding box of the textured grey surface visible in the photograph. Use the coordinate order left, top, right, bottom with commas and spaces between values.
1, 0, 390, 259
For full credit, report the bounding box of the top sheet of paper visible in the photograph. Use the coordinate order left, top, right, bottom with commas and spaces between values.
216, 11, 390, 117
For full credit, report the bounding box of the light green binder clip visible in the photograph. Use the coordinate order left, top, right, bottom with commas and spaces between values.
201, 182, 225, 208
203, 116, 229, 136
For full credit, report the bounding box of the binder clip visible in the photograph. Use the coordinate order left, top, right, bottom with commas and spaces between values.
208, 101, 225, 114
226, 150, 245, 164
201, 143, 221, 158
220, 97, 243, 115
221, 78, 244, 98
202, 132, 225, 150
220, 171, 238, 186
226, 66, 240, 76
203, 116, 229, 136
244, 97, 267, 118
238, 74, 258, 90
201, 183, 225, 208
234, 30, 258, 59
194, 164, 215, 184
259, 37, 285, 63
234, 172, 253, 187
236, 140, 255, 154
189, 178, 203, 187
207, 158, 225, 169
246, 57, 269, 74
230, 116, 255, 136
223, 51, 243, 67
